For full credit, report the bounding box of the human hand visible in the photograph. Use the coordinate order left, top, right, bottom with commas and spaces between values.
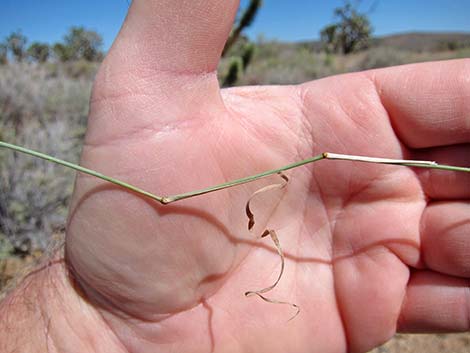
3, 1, 469, 352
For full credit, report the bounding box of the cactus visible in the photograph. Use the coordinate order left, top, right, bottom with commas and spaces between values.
223, 57, 243, 87
222, 0, 261, 57
221, 0, 261, 86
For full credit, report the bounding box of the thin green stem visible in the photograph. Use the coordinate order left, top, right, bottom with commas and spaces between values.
161, 154, 325, 203
1, 140, 469, 206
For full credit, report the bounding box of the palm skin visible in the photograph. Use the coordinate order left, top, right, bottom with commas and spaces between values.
64, 2, 470, 353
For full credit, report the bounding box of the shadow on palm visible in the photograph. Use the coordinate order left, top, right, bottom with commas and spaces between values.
67, 71, 426, 352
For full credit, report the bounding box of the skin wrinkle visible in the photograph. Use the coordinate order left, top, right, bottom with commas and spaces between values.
84, 106, 215, 149
331, 233, 351, 353
295, 85, 316, 156
421, 203, 470, 277
125, 318, 171, 347
90, 70, 220, 116
39, 260, 130, 352
223, 86, 299, 122
133, 68, 220, 87
287, 89, 325, 260
310, 93, 351, 153
70, 263, 181, 353
418, 168, 437, 200
367, 246, 409, 327
331, 78, 373, 139
418, 203, 432, 272
318, 173, 349, 351
365, 71, 407, 150
303, 158, 351, 348
90, 90, 167, 106
396, 276, 410, 332
67, 252, 142, 322
231, 110, 292, 160
261, 92, 302, 139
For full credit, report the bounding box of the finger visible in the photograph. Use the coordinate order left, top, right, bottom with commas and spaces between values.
398, 270, 470, 333
333, 248, 410, 353
411, 144, 470, 199
421, 201, 470, 277
88, 0, 239, 142
371, 59, 470, 148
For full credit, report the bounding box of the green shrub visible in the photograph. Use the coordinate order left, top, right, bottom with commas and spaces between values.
27, 42, 50, 63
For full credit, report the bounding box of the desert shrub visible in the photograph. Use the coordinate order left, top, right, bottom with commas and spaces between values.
455, 47, 470, 59
64, 60, 100, 79
357, 47, 411, 70
0, 63, 92, 254
0, 43, 7, 65
52, 27, 104, 63
0, 63, 91, 127
0, 232, 13, 259
44, 60, 99, 80
5, 31, 28, 62
237, 42, 336, 85
27, 42, 50, 63
0, 121, 78, 252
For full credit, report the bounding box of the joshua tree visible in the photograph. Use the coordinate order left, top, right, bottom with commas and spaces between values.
320, 1, 372, 55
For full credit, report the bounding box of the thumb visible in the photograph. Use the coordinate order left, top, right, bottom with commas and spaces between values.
110, 0, 239, 74
88, 0, 239, 142
67, 0, 243, 318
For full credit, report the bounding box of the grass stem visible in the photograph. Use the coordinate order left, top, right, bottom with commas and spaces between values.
1, 140, 469, 205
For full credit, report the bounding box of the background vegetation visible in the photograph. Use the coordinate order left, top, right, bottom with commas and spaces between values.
1, 2, 469, 350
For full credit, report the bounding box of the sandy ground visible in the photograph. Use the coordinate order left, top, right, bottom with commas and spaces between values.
370, 333, 470, 353
2, 257, 469, 352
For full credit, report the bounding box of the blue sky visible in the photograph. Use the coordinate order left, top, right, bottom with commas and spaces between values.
1, 0, 469, 49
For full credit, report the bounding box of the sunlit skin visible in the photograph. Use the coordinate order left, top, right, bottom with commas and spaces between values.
1, 1, 469, 353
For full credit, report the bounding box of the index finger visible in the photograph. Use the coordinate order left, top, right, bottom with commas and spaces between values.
371, 59, 470, 148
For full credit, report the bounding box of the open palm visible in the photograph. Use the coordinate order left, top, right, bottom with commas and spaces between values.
65, 1, 470, 352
